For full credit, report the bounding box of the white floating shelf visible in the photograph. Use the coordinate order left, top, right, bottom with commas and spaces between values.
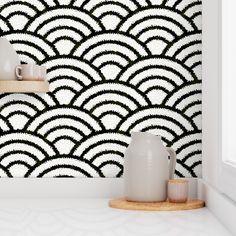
0, 80, 49, 93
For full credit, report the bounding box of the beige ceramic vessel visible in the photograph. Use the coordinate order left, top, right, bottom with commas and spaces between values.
124, 132, 176, 202
0, 37, 20, 80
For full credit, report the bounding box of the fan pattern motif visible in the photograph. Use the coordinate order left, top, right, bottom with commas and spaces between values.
0, 0, 202, 177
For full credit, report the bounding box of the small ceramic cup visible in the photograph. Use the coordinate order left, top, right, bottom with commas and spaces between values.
15, 64, 47, 81
39, 66, 47, 81
16, 64, 38, 81
168, 179, 188, 203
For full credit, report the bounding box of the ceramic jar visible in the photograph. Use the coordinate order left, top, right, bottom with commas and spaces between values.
124, 132, 176, 202
0, 37, 20, 80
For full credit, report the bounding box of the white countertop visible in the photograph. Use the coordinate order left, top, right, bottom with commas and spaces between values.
0, 199, 231, 236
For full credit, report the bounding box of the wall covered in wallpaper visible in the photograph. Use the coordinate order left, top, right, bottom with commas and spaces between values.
0, 0, 202, 178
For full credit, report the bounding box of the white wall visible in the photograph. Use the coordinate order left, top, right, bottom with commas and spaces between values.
202, 0, 221, 188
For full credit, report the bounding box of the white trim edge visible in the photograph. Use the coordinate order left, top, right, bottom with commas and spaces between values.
198, 179, 236, 235
0, 178, 124, 199
0, 178, 198, 199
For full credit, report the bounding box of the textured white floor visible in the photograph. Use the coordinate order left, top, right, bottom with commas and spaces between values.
0, 199, 231, 236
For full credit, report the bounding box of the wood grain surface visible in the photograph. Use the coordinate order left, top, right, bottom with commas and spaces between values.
109, 198, 205, 211
0, 80, 49, 93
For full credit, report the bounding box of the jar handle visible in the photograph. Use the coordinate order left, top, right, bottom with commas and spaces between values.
166, 147, 176, 179
15, 66, 22, 80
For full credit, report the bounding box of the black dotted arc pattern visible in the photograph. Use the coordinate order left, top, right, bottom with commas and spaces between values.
0, 0, 202, 178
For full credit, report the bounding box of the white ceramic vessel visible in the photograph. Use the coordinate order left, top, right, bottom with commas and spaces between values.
0, 37, 20, 80
124, 132, 176, 202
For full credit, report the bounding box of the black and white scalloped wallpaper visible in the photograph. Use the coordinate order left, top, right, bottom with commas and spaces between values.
0, 0, 202, 178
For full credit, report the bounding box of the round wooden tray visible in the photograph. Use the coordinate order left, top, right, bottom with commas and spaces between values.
109, 198, 205, 211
